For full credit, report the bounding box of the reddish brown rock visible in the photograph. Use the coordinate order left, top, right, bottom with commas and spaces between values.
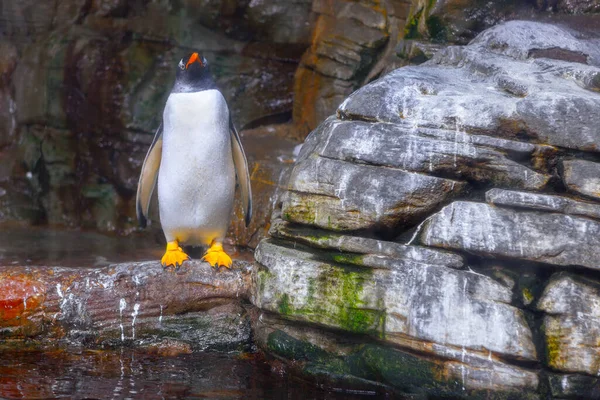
0, 260, 252, 348
292, 0, 409, 136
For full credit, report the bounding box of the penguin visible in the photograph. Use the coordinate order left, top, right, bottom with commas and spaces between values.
136, 52, 252, 269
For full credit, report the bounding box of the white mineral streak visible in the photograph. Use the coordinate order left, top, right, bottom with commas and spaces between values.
119, 298, 127, 341
131, 304, 140, 339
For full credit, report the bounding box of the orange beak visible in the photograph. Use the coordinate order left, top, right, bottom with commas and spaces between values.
185, 52, 202, 69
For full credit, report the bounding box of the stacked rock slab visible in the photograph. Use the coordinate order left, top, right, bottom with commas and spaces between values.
253, 20, 600, 398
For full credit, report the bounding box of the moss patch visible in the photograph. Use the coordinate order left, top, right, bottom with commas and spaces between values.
267, 331, 461, 397
267, 330, 330, 362
278, 293, 292, 315
329, 253, 365, 266
522, 287, 534, 304
426, 15, 447, 43
268, 263, 384, 336
545, 331, 562, 368
404, 7, 424, 39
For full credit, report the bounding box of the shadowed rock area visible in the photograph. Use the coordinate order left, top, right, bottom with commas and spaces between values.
252, 19, 600, 398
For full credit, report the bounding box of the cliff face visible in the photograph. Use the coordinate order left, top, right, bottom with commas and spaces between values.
252, 19, 600, 398
0, 0, 312, 238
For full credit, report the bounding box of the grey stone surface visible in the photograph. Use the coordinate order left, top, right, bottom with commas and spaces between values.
339, 21, 600, 153
251, 311, 539, 396
421, 201, 600, 271
486, 188, 600, 220
254, 240, 536, 363
562, 159, 600, 201
269, 218, 465, 269
308, 118, 549, 189
282, 155, 465, 232
547, 373, 600, 399
253, 18, 600, 398
537, 273, 600, 375
469, 20, 600, 64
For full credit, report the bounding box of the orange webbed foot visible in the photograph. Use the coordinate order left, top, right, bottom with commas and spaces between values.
161, 241, 189, 270
202, 241, 232, 268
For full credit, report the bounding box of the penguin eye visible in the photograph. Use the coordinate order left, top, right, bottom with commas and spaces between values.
178, 59, 185, 70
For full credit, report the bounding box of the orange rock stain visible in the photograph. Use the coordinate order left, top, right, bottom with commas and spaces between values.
0, 276, 45, 326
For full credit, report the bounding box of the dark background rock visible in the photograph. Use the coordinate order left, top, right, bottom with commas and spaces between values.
0, 0, 309, 242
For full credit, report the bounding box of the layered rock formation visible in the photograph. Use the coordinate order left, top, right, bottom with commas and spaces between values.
252, 20, 600, 398
292, 0, 413, 136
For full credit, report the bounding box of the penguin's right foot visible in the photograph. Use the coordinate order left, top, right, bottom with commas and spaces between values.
161, 241, 189, 270
202, 241, 233, 268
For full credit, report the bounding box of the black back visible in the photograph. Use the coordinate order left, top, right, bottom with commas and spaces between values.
171, 52, 218, 93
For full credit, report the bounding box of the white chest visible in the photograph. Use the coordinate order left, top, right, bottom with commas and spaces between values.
163, 90, 228, 143
157, 89, 236, 244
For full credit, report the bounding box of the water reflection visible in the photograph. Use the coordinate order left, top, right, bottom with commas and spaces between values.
0, 223, 161, 267
0, 223, 253, 267
0, 350, 375, 399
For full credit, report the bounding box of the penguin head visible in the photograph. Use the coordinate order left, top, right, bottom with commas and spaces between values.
173, 52, 215, 92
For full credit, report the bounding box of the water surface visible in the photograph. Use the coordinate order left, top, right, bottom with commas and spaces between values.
0, 349, 379, 399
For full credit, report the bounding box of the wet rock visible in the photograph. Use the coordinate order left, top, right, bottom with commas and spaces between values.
561, 159, 600, 201
251, 293, 539, 396
486, 188, 600, 220
0, 260, 252, 349
411, 0, 600, 46
396, 40, 446, 65
0, 40, 18, 148
293, 0, 409, 135
547, 373, 600, 399
254, 239, 536, 362
407, 0, 536, 44
252, 18, 600, 398
470, 20, 600, 64
282, 155, 465, 232
269, 218, 465, 269
0, 180, 43, 224
227, 126, 297, 249
246, 0, 315, 44
143, 302, 252, 352
143, 338, 193, 357
12, 34, 70, 127
307, 117, 549, 189
421, 201, 600, 271
536, 0, 600, 14
0, 0, 86, 39
339, 21, 600, 153
537, 273, 600, 375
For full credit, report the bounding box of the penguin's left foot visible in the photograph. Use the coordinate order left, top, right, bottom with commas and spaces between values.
161, 241, 189, 270
202, 241, 232, 268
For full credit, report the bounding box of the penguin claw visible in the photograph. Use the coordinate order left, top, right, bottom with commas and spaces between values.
161, 241, 190, 270
202, 242, 232, 268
